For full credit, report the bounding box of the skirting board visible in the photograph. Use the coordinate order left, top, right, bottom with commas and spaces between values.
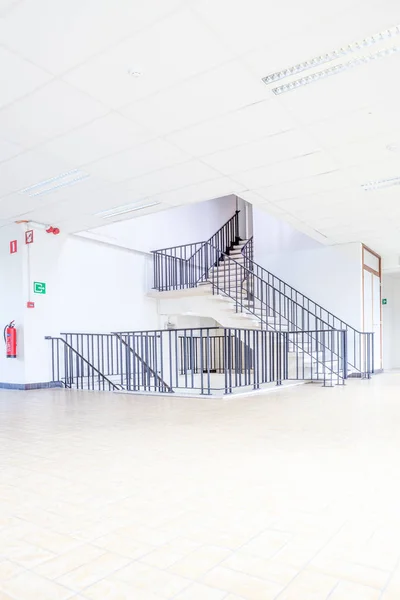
0, 381, 63, 390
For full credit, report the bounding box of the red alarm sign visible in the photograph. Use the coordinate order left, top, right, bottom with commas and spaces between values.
10, 240, 17, 254
25, 230, 34, 244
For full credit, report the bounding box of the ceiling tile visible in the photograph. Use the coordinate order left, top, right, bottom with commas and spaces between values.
345, 158, 400, 186
121, 61, 268, 135
277, 65, 382, 125
151, 178, 245, 206
40, 113, 155, 166
124, 160, 223, 199
255, 171, 352, 203
0, 149, 77, 198
329, 134, 400, 170
242, 7, 399, 79
63, 8, 234, 108
233, 152, 339, 189
166, 98, 294, 156
202, 129, 321, 175
305, 108, 399, 149
86, 139, 191, 183
192, 0, 323, 55
0, 46, 51, 109
0, 80, 108, 147
0, 0, 185, 74
275, 187, 362, 214
0, 136, 23, 162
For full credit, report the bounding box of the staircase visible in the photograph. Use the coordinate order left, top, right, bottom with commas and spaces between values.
46, 211, 373, 394
152, 212, 374, 385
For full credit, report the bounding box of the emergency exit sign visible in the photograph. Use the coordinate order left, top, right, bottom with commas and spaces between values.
382, 298, 388, 305
33, 281, 46, 294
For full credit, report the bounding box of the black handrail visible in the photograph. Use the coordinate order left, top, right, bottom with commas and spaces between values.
240, 237, 374, 375
113, 332, 173, 393
45, 336, 120, 390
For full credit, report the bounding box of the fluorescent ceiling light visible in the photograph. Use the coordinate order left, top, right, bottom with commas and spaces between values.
363, 176, 400, 191
263, 24, 400, 85
96, 200, 161, 219
20, 169, 89, 197
272, 45, 400, 94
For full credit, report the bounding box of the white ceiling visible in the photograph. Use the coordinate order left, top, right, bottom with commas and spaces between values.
1, 0, 400, 265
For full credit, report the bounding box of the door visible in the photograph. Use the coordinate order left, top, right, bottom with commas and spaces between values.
363, 246, 382, 371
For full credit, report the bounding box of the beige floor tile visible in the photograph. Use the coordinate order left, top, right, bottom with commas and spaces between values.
174, 582, 227, 599
139, 538, 200, 569
202, 566, 283, 600
2, 379, 400, 600
168, 545, 231, 579
56, 552, 130, 591
381, 591, 400, 600
1, 571, 73, 600
240, 531, 291, 559
22, 529, 82, 554
0, 561, 23, 581
329, 581, 381, 600
309, 555, 389, 589
93, 531, 154, 559
34, 544, 105, 579
276, 570, 338, 600
3, 540, 55, 568
82, 576, 163, 599
113, 562, 190, 597
222, 552, 298, 585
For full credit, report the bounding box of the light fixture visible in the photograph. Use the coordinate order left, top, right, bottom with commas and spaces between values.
95, 200, 161, 219
387, 143, 400, 152
363, 176, 400, 191
127, 69, 143, 77
263, 24, 400, 86
272, 45, 400, 94
20, 169, 89, 197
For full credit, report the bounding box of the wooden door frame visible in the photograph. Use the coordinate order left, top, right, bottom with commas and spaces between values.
362, 245, 382, 369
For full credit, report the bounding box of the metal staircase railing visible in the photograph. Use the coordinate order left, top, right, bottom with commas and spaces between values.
152, 235, 373, 379
45, 336, 121, 391
56, 333, 173, 393
241, 237, 374, 377
152, 210, 240, 291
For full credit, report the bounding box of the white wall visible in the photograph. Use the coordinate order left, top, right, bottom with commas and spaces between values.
22, 230, 160, 383
253, 207, 321, 255
382, 274, 400, 370
0, 224, 25, 383
253, 208, 363, 329
257, 242, 363, 330
79, 195, 238, 253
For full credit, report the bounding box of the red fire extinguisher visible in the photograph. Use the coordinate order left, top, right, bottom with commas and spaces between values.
4, 321, 16, 359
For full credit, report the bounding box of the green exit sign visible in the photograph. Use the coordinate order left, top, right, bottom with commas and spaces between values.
382, 298, 388, 305
33, 281, 46, 294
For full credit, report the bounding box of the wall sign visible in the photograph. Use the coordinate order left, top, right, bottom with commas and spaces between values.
10, 240, 17, 254
382, 298, 388, 305
33, 282, 46, 295
25, 229, 34, 244
27, 301, 35, 308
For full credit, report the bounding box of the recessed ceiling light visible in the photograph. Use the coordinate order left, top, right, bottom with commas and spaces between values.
127, 69, 143, 77
387, 143, 400, 152
20, 169, 89, 197
95, 200, 161, 219
272, 45, 400, 94
263, 24, 400, 86
362, 176, 400, 191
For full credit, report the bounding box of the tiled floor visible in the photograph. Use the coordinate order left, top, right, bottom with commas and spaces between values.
1, 374, 400, 599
